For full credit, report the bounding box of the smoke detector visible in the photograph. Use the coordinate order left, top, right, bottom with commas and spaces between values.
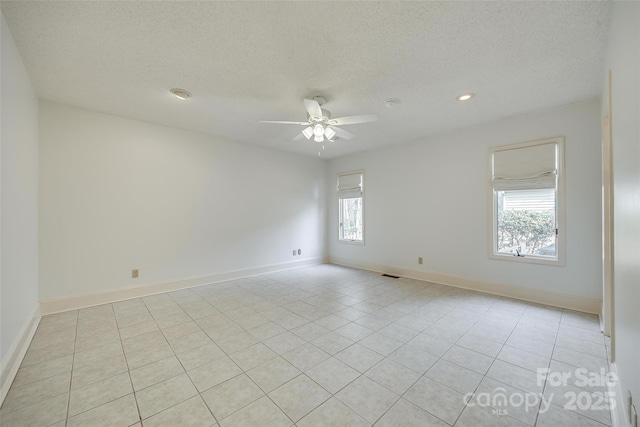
384, 98, 400, 108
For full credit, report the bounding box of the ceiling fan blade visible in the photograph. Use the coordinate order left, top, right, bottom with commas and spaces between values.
332, 127, 355, 140
260, 120, 308, 125
330, 114, 378, 126
303, 99, 323, 119
292, 132, 305, 141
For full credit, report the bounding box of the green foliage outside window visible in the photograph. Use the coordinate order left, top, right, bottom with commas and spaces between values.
497, 209, 555, 255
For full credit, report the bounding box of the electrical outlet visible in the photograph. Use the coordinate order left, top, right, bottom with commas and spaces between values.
298, 249, 301, 255
293, 250, 296, 256
418, 257, 423, 265
132, 269, 139, 278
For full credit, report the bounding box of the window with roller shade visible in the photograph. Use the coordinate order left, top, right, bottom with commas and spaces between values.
490, 137, 564, 264
337, 171, 364, 243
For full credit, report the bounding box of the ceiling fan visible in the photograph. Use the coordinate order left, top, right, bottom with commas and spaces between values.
260, 96, 378, 143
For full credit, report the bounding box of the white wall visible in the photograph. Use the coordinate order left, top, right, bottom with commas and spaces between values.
605, 2, 640, 424
0, 12, 40, 391
328, 101, 602, 300
39, 101, 326, 301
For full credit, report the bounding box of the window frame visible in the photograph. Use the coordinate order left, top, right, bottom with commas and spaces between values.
337, 170, 365, 245
488, 137, 565, 266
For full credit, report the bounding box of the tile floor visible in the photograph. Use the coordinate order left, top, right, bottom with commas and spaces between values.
0, 264, 613, 426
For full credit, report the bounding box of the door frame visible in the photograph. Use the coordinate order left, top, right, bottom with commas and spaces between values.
602, 70, 614, 361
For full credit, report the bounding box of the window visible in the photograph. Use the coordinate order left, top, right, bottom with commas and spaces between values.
338, 171, 364, 243
490, 137, 564, 265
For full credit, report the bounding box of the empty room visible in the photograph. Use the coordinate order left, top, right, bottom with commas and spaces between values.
1, 1, 638, 426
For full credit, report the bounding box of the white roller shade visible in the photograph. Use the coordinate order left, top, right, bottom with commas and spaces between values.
503, 189, 555, 211
493, 142, 557, 190
337, 172, 362, 199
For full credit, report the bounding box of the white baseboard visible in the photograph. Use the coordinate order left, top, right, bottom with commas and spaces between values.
1, 305, 40, 405
40, 257, 325, 315
329, 257, 602, 314
609, 362, 629, 427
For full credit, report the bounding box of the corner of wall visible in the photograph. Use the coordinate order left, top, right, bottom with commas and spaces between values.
1, 10, 41, 406
0, 305, 40, 404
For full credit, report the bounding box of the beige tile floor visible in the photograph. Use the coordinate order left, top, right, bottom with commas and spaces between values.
0, 264, 613, 426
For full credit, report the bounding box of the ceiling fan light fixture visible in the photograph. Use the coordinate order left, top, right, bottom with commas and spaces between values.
302, 126, 314, 139
260, 97, 375, 147
324, 127, 336, 140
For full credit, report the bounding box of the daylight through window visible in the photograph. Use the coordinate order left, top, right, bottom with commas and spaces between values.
338, 171, 364, 243
490, 138, 564, 264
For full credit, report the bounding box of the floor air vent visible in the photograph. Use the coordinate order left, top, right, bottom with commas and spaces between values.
381, 273, 400, 279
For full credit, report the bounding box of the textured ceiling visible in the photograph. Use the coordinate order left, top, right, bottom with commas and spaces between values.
1, 1, 611, 158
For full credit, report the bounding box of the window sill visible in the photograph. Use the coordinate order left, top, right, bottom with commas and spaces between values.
338, 239, 365, 246
489, 252, 565, 266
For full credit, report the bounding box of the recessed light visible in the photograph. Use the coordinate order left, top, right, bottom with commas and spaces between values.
457, 93, 475, 101
170, 88, 191, 100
